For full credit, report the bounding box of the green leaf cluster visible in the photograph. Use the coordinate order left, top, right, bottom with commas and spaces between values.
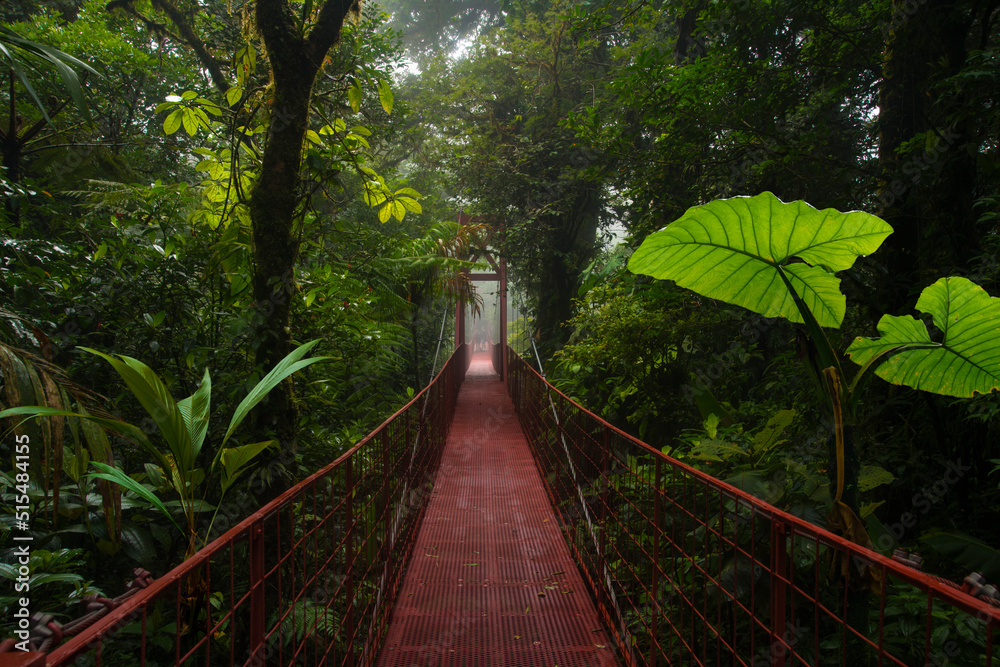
1, 341, 330, 557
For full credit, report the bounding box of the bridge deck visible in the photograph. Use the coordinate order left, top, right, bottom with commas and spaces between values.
375, 354, 620, 666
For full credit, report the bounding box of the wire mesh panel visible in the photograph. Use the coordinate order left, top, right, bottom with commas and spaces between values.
506, 347, 1000, 667
40, 346, 470, 667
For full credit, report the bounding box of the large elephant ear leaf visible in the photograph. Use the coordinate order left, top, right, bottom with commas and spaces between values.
628, 192, 892, 328
846, 277, 1000, 397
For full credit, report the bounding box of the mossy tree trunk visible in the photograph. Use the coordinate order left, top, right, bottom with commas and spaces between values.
248, 0, 359, 463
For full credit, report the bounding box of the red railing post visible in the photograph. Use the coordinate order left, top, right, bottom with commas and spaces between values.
599, 428, 609, 564
345, 456, 356, 667
382, 429, 391, 562
249, 523, 265, 660
651, 457, 662, 667
770, 517, 789, 667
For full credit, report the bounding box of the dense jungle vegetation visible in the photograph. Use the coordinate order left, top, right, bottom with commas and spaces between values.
2, 0, 1000, 639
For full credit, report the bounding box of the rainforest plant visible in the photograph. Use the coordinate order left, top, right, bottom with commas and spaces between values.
629, 191, 1000, 535
629, 191, 1000, 664
0, 340, 330, 559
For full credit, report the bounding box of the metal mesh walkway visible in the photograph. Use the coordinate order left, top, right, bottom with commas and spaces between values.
375, 353, 620, 666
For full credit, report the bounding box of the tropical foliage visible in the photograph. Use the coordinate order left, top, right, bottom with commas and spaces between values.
2, 0, 1000, 646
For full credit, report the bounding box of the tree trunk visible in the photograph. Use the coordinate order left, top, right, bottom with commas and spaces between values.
533, 185, 599, 358
875, 0, 930, 314
247, 75, 312, 449
247, 0, 359, 472
875, 0, 975, 315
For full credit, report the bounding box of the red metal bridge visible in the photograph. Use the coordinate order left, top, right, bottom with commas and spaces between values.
10, 341, 1000, 667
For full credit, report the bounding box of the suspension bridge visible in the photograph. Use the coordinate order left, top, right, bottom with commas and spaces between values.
6, 252, 1000, 666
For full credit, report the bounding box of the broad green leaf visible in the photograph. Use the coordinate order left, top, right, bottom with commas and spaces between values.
378, 202, 392, 223
219, 441, 275, 492
226, 86, 243, 107
689, 440, 746, 461
222, 340, 329, 444
846, 277, 1000, 397
79, 348, 193, 470
398, 196, 422, 214
203, 184, 228, 203
197, 99, 222, 116
346, 133, 370, 150
390, 200, 407, 222
860, 501, 885, 519
320, 119, 347, 134
857, 465, 896, 492
725, 470, 771, 499
192, 106, 212, 126
628, 192, 892, 328
86, 462, 183, 534
703, 413, 720, 439
163, 109, 183, 135
348, 79, 362, 113
63, 445, 87, 481
378, 78, 394, 114
120, 523, 157, 566
162, 499, 215, 512
751, 409, 795, 456
184, 467, 205, 491
177, 369, 212, 462
144, 462, 167, 489
363, 181, 388, 207
182, 108, 199, 136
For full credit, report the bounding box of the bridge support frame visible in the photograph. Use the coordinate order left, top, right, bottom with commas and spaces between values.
455, 213, 506, 381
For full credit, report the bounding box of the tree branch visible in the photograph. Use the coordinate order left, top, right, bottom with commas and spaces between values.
20, 94, 77, 144
306, 0, 360, 65
106, 0, 231, 93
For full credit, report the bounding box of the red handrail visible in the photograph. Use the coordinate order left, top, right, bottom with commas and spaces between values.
506, 345, 1000, 667
30, 345, 469, 667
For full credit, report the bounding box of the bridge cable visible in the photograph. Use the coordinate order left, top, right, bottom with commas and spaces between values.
518, 290, 634, 657
362, 306, 452, 660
